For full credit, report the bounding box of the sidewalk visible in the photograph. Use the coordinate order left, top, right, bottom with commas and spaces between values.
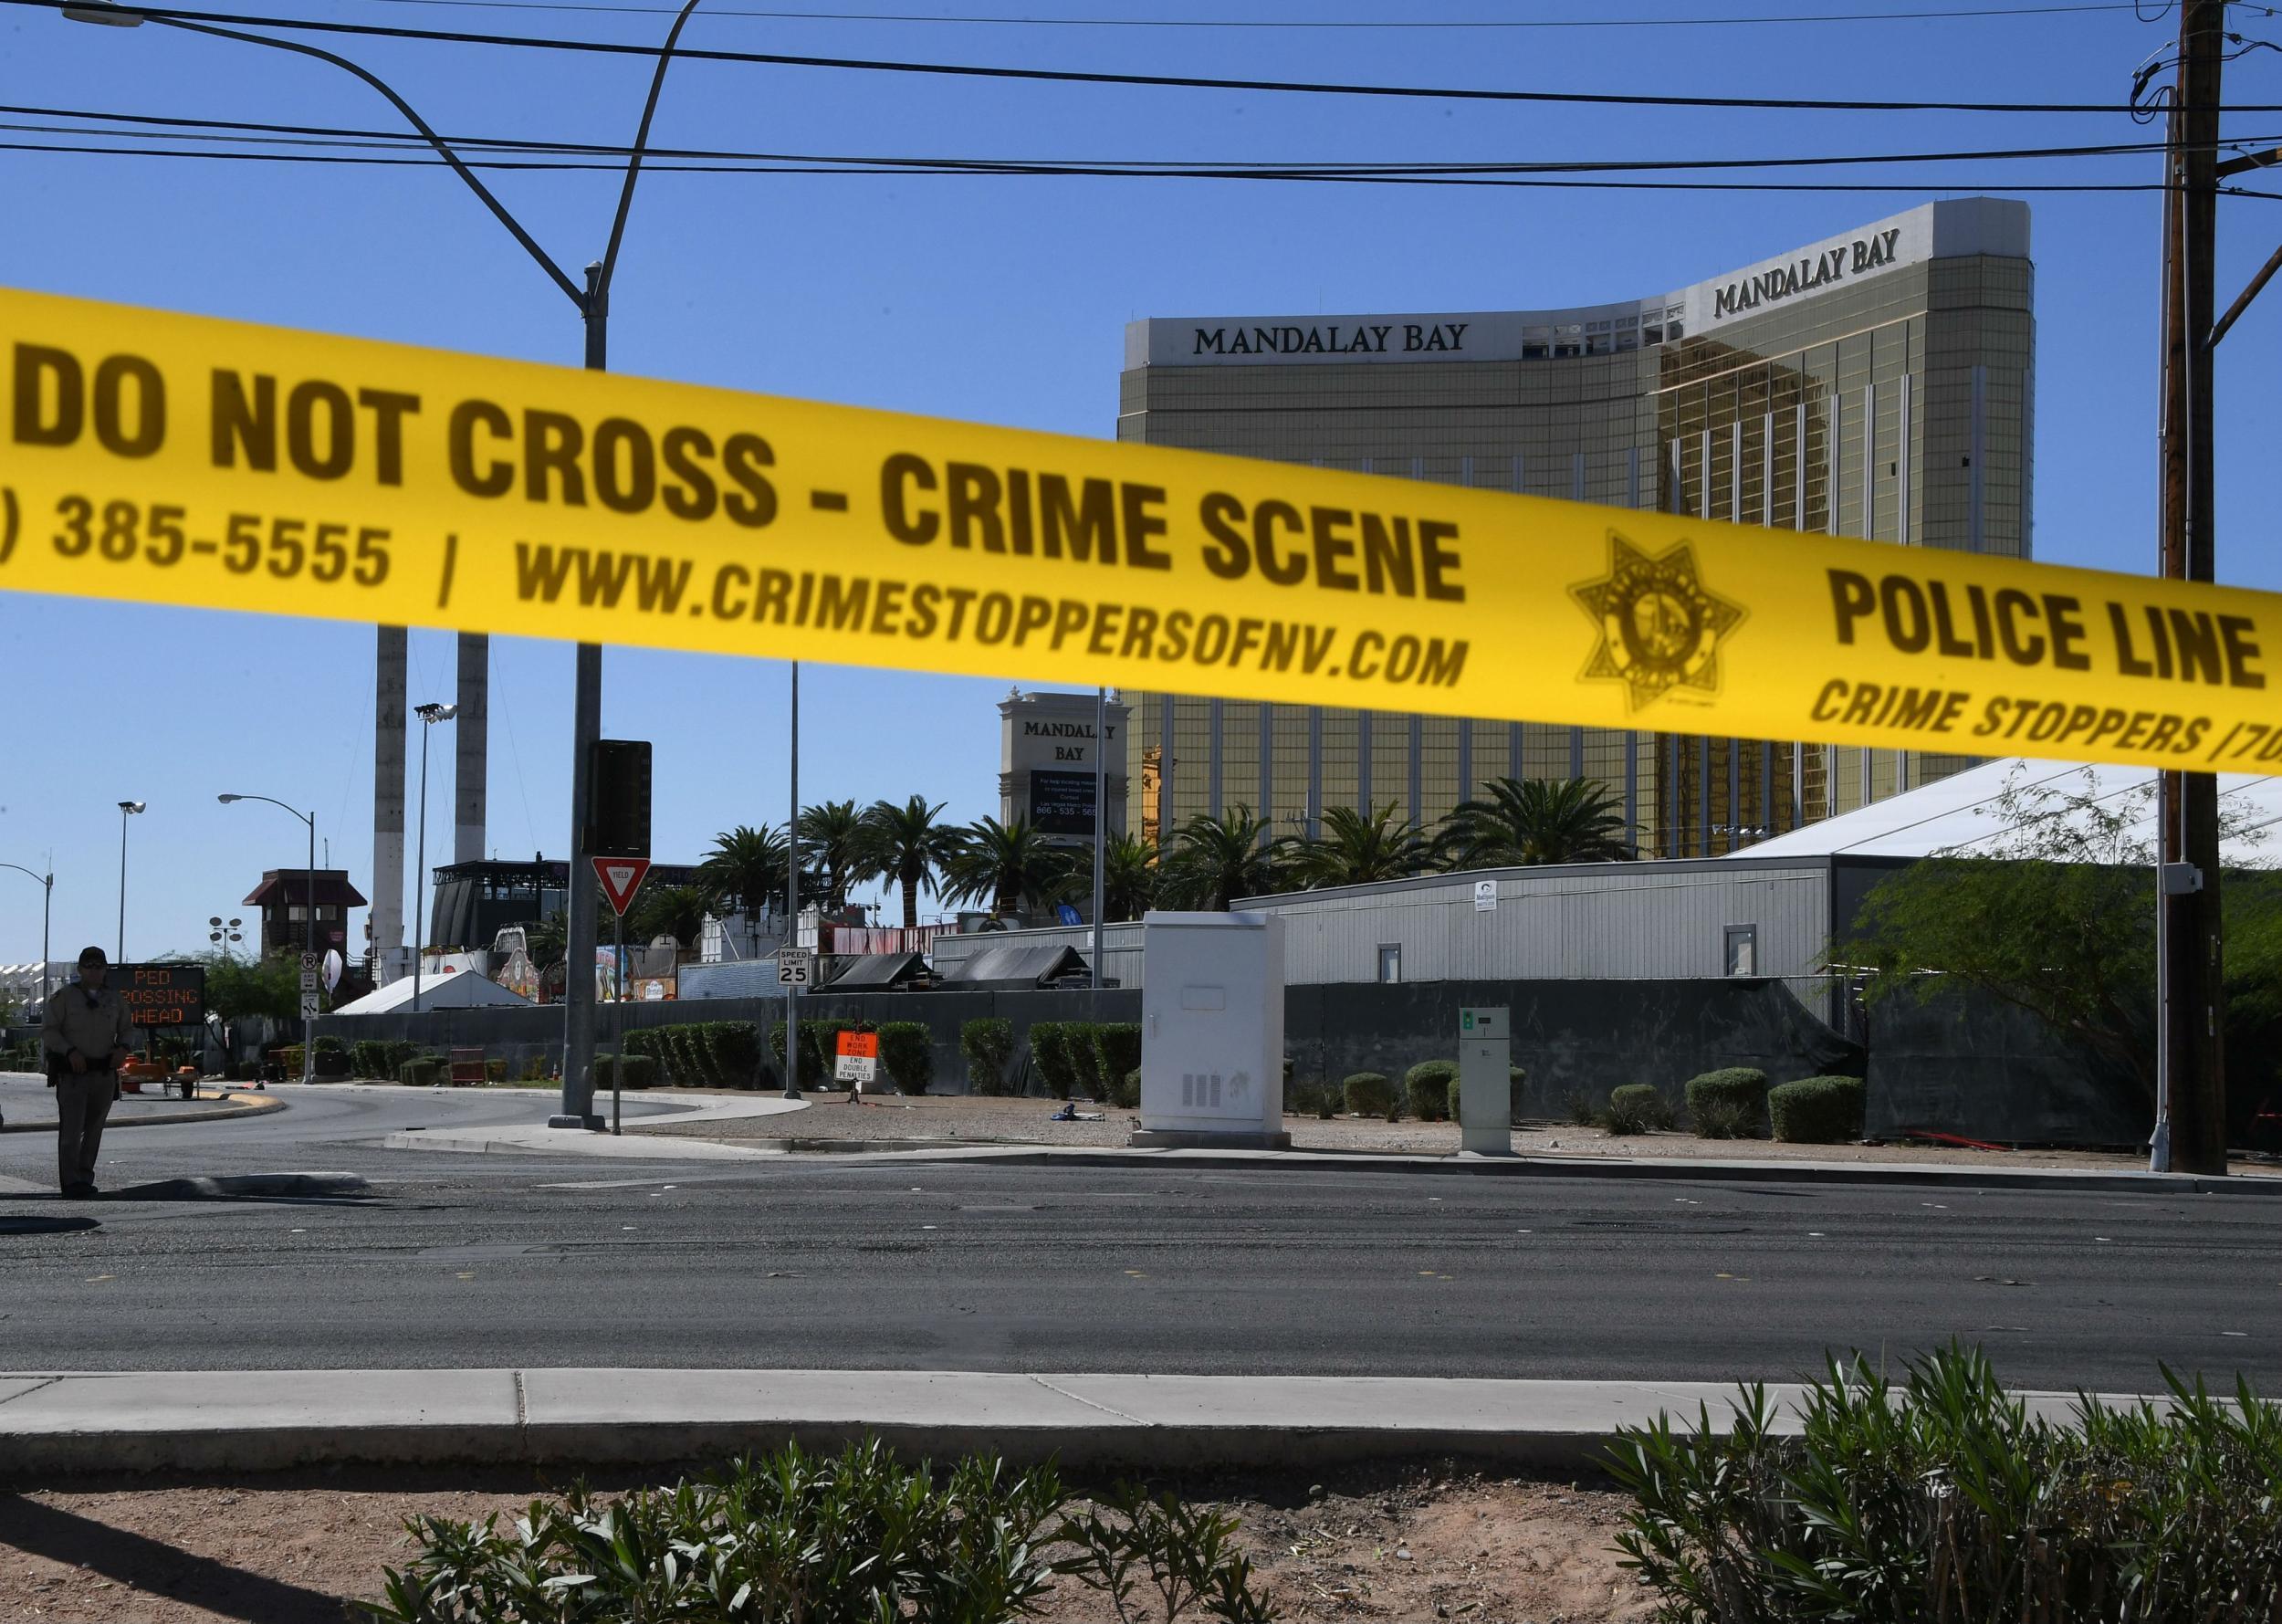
0, 1073, 281, 1135
382, 1087, 809, 1159
0, 1367, 2134, 1479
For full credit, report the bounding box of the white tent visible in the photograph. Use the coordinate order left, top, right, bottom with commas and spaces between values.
330, 968, 533, 1015
1729, 757, 2281, 864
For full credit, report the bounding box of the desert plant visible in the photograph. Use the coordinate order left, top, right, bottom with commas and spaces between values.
1599, 1084, 1667, 1136
483, 1058, 507, 1083
1607, 1083, 1673, 1132
1112, 1067, 1142, 1109
1054, 1480, 1280, 1624
1092, 1023, 1144, 1095
876, 1021, 934, 1095
394, 1056, 442, 1087
1768, 1074, 1867, 1143
702, 1022, 764, 1090
1027, 1021, 1079, 1099
1608, 1345, 2282, 1623
1685, 1066, 1769, 1137
960, 1016, 1017, 1095
1285, 1081, 1321, 1117
1564, 1089, 1602, 1126
1342, 1071, 1393, 1117
1403, 1059, 1458, 1121
592, 1053, 659, 1091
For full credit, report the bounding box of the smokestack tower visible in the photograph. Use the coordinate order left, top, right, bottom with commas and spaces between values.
454, 633, 490, 864
370, 626, 407, 981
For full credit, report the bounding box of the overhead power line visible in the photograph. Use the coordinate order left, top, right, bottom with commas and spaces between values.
11, 0, 2282, 114
11, 138, 2282, 195
9, 103, 2271, 173
332, 0, 2167, 27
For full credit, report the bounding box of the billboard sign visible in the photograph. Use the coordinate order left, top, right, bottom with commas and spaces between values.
114, 963, 206, 1030
1029, 769, 1099, 835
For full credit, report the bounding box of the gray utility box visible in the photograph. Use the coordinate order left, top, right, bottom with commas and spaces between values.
1459, 1004, 1513, 1155
1131, 910, 1290, 1150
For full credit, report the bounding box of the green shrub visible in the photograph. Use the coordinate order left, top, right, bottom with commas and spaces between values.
484, 1057, 507, 1083
1769, 1074, 1867, 1143
593, 1053, 659, 1091
1685, 1066, 1769, 1137
312, 1036, 345, 1057
1342, 1071, 1393, 1117
703, 1022, 763, 1089
875, 1021, 934, 1094
1509, 1064, 1528, 1125
1603, 1083, 1672, 1135
1286, 1081, 1321, 1117
1062, 1022, 1105, 1095
394, 1057, 441, 1087
771, 1018, 858, 1088
274, 1044, 304, 1073
518, 1053, 550, 1083
1564, 1089, 1602, 1126
1091, 1023, 1143, 1097
1026, 1022, 1079, 1099
1403, 1059, 1458, 1121
960, 1017, 1016, 1095
366, 1438, 1273, 1624
1111, 1067, 1141, 1109
1610, 1345, 2282, 1622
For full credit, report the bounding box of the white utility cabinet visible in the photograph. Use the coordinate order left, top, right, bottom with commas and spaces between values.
1132, 910, 1290, 1149
1458, 1004, 1513, 1154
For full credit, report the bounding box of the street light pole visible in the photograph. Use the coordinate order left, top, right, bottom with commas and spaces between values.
1, 864, 52, 1012
115, 801, 144, 962
413, 704, 458, 1016
218, 792, 320, 1084
784, 661, 802, 1101
61, 0, 717, 1126
1092, 686, 1107, 990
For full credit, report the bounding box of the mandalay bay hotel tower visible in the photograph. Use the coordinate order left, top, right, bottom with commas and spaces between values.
1116, 198, 2033, 857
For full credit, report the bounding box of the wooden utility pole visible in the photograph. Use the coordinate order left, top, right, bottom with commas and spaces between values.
2156, 0, 2228, 1174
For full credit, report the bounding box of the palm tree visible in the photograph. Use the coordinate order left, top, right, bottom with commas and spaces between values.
1286, 802, 1437, 889
701, 823, 791, 958
1102, 833, 1161, 923
857, 795, 958, 928
940, 817, 1074, 919
1436, 776, 1634, 868
632, 882, 718, 953
798, 800, 864, 915
1161, 805, 1285, 911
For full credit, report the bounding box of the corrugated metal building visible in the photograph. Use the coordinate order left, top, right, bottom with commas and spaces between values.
926, 854, 1906, 1018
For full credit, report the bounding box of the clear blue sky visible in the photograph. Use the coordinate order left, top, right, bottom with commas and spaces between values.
4, 0, 2279, 964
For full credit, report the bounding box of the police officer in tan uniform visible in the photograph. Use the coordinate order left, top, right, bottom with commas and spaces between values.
41, 948, 133, 1199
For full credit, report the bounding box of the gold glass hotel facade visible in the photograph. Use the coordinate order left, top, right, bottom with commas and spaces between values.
1116, 198, 2034, 857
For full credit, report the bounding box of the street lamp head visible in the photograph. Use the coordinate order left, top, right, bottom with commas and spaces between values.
217, 793, 241, 803
62, 0, 145, 25
119, 801, 145, 814
415, 702, 458, 723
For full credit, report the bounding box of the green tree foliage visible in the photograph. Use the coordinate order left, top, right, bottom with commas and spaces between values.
1285, 802, 1436, 889
196, 950, 299, 1022
700, 823, 791, 938
1102, 833, 1162, 923
1435, 775, 1633, 868
940, 817, 1074, 918
1160, 806, 1285, 911
798, 799, 865, 915
857, 795, 958, 928
631, 882, 719, 951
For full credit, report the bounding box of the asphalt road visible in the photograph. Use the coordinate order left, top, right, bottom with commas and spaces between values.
1, 1083, 2277, 1392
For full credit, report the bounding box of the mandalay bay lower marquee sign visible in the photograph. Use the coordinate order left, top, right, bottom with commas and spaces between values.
3, 284, 2279, 774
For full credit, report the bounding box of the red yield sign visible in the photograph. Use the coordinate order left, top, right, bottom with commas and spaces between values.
593, 856, 652, 918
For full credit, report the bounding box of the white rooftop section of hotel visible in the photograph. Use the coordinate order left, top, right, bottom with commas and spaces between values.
1125, 196, 2030, 369
330, 966, 533, 1016
1726, 757, 2281, 865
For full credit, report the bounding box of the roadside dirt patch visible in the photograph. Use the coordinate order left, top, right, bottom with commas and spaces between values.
0, 1460, 1653, 1622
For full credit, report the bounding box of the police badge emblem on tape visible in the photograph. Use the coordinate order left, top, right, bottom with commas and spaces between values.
3, 282, 2280, 774
1570, 534, 1748, 712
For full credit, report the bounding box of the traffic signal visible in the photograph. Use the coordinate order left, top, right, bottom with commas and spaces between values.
589, 739, 652, 859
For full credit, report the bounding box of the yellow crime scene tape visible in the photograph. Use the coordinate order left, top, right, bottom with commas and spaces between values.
4, 282, 2277, 773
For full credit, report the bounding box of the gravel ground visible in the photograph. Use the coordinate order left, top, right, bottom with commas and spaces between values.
0, 1461, 1652, 1623
627, 1088, 2233, 1171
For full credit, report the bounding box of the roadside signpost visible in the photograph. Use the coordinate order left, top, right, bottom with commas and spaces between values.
591, 854, 653, 1138
834, 1029, 879, 1095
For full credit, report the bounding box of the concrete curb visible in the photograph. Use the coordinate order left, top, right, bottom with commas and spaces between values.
809, 1141, 2276, 1195
0, 1367, 2131, 1480
382, 1090, 809, 1159
0, 1090, 283, 1136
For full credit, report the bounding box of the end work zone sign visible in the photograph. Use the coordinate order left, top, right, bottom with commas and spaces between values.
3, 284, 2277, 772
